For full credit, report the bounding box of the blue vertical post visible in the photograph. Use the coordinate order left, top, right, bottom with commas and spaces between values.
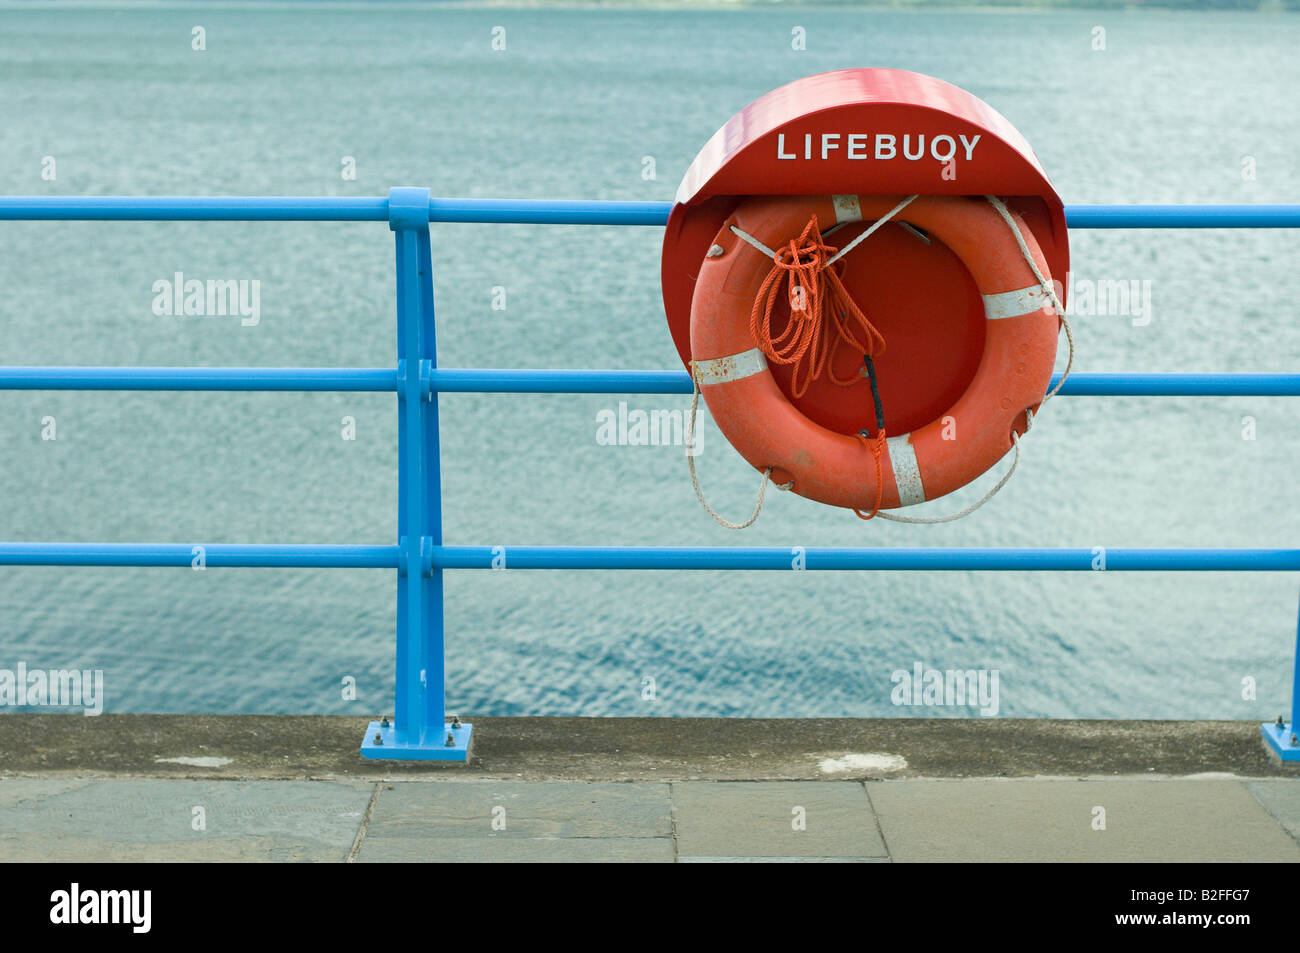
361, 187, 471, 760
1261, 591, 1300, 762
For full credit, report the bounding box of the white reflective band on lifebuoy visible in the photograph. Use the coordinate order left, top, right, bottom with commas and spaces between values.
886, 434, 926, 506
982, 285, 1055, 320
694, 348, 769, 385
832, 194, 862, 224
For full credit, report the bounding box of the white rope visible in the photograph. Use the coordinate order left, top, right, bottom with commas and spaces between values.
727, 194, 918, 267
897, 222, 932, 245
874, 426, 1025, 524
983, 194, 1074, 401
728, 227, 777, 260
826, 195, 918, 265
685, 362, 791, 530
826, 220, 929, 245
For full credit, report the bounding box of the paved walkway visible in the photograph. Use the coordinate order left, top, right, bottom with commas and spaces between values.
1, 776, 1298, 862
1, 716, 1297, 861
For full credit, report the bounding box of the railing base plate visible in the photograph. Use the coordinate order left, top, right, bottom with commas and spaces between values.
1260, 721, 1300, 762
360, 720, 472, 761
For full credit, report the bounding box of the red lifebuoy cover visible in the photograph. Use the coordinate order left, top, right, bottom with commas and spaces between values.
662, 69, 1069, 512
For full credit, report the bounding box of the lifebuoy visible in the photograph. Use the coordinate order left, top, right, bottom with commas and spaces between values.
689, 193, 1060, 513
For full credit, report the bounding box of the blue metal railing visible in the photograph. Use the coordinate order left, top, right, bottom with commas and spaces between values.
4, 367, 1300, 396
2, 191, 1298, 761
3, 196, 1300, 227
2, 544, 1300, 573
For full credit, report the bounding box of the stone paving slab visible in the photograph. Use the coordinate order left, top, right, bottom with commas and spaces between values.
679, 856, 889, 863
356, 836, 674, 863
1245, 780, 1300, 840
355, 781, 673, 862
672, 781, 886, 859
868, 779, 1300, 863
0, 778, 373, 862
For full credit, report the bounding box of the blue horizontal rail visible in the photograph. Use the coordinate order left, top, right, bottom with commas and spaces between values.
425, 369, 1300, 397
0, 543, 398, 568
1064, 205, 1300, 229
0, 367, 397, 392
431, 547, 1300, 572
3, 368, 1300, 397
427, 198, 670, 225
2, 543, 1299, 572
1, 196, 1299, 228
0, 196, 393, 222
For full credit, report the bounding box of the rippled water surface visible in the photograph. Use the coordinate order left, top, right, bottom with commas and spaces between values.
2, 4, 1298, 719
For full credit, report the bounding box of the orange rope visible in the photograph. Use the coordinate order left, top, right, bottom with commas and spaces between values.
853, 428, 887, 520
748, 214, 890, 517
748, 215, 886, 400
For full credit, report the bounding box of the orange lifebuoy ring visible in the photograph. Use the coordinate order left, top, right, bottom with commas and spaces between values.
689, 193, 1060, 512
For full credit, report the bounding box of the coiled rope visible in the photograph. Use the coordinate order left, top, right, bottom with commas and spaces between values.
742, 199, 907, 399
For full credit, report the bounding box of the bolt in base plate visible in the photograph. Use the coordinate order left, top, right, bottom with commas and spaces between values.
1260, 721, 1300, 763
360, 720, 472, 761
